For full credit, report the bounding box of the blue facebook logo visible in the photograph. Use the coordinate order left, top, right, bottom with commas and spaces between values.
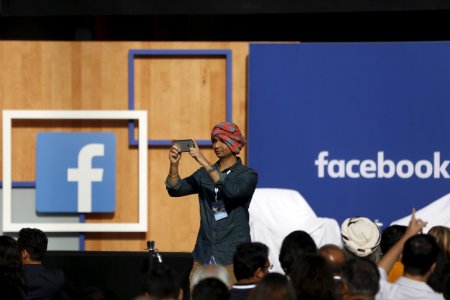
36, 133, 116, 213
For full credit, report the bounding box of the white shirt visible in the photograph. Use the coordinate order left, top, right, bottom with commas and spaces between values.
376, 268, 444, 300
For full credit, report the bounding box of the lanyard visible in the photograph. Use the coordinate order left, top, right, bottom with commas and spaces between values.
214, 170, 231, 202
214, 187, 219, 202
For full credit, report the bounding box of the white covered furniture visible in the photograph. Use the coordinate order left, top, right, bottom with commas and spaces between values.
249, 188, 342, 274
391, 192, 450, 232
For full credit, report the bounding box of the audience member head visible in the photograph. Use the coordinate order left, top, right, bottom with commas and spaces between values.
191, 278, 229, 300
341, 217, 381, 262
0, 235, 23, 271
0, 235, 27, 294
143, 263, 182, 300
341, 258, 380, 300
428, 225, 450, 261
427, 226, 450, 293
80, 287, 120, 300
380, 225, 407, 256
190, 264, 231, 292
402, 234, 439, 277
279, 230, 317, 274
17, 227, 48, 263
319, 244, 346, 277
289, 253, 336, 300
248, 272, 295, 300
233, 242, 270, 282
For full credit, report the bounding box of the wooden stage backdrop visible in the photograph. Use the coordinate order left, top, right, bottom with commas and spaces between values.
0, 41, 249, 252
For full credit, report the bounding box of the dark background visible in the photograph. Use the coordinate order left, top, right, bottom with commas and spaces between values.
1, 0, 449, 41
44, 251, 193, 300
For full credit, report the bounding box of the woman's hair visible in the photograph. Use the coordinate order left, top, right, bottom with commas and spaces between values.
427, 226, 450, 293
0, 235, 27, 291
289, 253, 337, 300
428, 226, 450, 261
279, 230, 317, 274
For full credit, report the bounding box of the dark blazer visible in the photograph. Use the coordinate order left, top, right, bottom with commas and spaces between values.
23, 264, 65, 300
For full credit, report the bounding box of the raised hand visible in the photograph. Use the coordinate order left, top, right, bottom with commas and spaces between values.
169, 144, 182, 165
189, 139, 207, 165
406, 208, 428, 238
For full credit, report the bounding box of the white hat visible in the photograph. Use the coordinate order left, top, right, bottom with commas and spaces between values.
341, 217, 381, 257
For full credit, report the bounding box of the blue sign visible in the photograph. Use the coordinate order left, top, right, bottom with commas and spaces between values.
248, 42, 450, 226
36, 132, 116, 213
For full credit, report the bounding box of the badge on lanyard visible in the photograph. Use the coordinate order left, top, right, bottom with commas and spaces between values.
212, 187, 228, 221
212, 170, 231, 221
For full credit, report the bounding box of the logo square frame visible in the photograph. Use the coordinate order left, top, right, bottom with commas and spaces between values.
2, 110, 148, 232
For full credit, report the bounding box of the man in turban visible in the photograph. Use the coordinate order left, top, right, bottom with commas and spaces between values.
341, 217, 382, 263
166, 122, 258, 283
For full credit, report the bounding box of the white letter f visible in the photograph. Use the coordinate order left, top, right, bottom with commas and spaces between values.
68, 144, 104, 212
315, 151, 329, 178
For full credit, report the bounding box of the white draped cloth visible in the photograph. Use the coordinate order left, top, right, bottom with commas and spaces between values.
249, 188, 342, 274
390, 192, 450, 233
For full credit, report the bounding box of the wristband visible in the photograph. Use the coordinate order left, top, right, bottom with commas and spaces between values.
207, 166, 216, 174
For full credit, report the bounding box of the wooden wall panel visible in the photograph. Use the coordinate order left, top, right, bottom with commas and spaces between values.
0, 41, 249, 252
135, 56, 226, 139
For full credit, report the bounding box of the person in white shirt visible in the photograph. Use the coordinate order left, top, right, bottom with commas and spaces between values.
376, 209, 444, 300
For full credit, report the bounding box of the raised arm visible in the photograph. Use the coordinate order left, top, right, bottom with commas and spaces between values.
168, 144, 182, 186
378, 208, 427, 273
188, 140, 220, 183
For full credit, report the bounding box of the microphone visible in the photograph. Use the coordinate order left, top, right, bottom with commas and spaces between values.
145, 240, 163, 263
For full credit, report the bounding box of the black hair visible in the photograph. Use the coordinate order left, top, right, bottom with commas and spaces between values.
402, 234, 439, 276
0, 235, 27, 292
342, 258, 380, 297
233, 242, 269, 281
191, 278, 229, 300
249, 272, 296, 300
80, 287, 120, 300
279, 230, 317, 274
289, 253, 336, 300
380, 225, 407, 255
144, 263, 180, 299
17, 228, 48, 261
